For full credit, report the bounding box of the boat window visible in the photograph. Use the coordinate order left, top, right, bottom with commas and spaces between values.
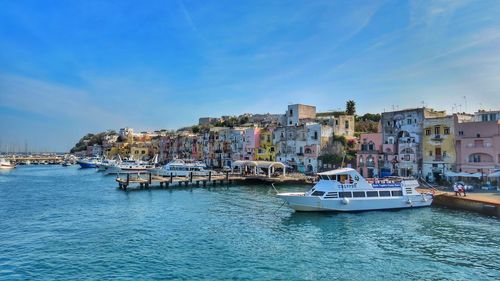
339, 192, 352, 198
352, 191, 366, 198
311, 191, 325, 196
391, 190, 403, 196
379, 191, 391, 197
366, 191, 378, 197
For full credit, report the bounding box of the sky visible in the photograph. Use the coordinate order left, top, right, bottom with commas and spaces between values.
1, 0, 500, 152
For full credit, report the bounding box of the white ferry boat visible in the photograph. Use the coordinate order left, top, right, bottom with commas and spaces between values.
277, 168, 433, 212
0, 158, 16, 169
152, 159, 212, 177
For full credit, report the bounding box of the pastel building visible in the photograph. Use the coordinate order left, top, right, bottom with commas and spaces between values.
242, 127, 261, 160
422, 115, 457, 182
356, 133, 383, 178
256, 128, 276, 161
381, 108, 446, 177
455, 119, 500, 175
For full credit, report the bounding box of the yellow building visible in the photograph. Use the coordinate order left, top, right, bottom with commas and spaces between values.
256, 129, 276, 161
422, 115, 456, 182
130, 146, 149, 160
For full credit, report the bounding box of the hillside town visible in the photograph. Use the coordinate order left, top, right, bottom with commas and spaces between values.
71, 102, 500, 186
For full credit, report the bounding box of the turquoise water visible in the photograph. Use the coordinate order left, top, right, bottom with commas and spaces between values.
0, 166, 498, 281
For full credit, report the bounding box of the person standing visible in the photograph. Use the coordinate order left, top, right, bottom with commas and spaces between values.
453, 183, 460, 196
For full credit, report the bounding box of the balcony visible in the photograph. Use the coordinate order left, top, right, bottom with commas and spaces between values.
431, 135, 443, 141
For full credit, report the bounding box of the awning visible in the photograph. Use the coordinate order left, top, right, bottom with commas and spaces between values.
445, 171, 482, 178
488, 171, 500, 178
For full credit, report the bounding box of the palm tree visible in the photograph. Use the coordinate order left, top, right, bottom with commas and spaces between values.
346, 100, 356, 115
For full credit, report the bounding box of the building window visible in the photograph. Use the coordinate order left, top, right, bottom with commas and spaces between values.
425, 129, 431, 136
314, 131, 318, 139
459, 131, 464, 136
345, 121, 349, 129
434, 126, 441, 135
429, 151, 433, 156
335, 120, 339, 126
444, 127, 450, 135
368, 142, 374, 151
405, 155, 410, 161
476, 133, 481, 138
407, 119, 412, 125
289, 109, 293, 116
469, 154, 481, 163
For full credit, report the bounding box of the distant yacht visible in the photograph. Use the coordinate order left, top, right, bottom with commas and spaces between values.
0, 158, 16, 169
277, 168, 433, 212
104, 155, 158, 175
76, 157, 99, 168
152, 159, 212, 177
96, 159, 118, 172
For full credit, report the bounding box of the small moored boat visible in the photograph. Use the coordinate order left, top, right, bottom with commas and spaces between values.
151, 159, 212, 177
0, 158, 16, 169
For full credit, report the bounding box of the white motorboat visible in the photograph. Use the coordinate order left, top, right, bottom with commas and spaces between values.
104, 156, 158, 175
277, 168, 433, 212
96, 159, 118, 172
0, 158, 16, 169
152, 159, 212, 177
76, 157, 100, 168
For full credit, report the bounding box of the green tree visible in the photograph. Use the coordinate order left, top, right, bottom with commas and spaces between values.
346, 100, 356, 115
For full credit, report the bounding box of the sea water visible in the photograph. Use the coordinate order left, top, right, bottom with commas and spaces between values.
0, 166, 498, 280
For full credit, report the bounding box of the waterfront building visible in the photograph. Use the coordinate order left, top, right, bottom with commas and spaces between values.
255, 128, 276, 161
274, 123, 332, 173
381, 108, 446, 177
455, 119, 500, 176
422, 115, 457, 182
242, 127, 261, 161
356, 133, 383, 178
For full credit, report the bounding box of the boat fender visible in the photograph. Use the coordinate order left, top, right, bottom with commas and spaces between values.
421, 194, 428, 202
341, 197, 350, 205
406, 199, 412, 205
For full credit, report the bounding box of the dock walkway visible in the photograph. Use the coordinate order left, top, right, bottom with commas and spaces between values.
429, 190, 500, 217
115, 172, 313, 190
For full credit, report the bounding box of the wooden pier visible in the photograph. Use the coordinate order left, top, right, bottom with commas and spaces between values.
115, 171, 313, 190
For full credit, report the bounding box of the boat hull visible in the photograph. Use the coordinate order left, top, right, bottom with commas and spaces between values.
105, 166, 155, 175
76, 161, 97, 168
277, 193, 433, 212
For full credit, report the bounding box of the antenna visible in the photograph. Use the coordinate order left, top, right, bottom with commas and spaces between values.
463, 96, 467, 113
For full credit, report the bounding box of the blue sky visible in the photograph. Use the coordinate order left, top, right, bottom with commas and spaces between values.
1, 0, 500, 151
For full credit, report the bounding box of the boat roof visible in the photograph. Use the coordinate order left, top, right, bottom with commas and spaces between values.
317, 168, 357, 176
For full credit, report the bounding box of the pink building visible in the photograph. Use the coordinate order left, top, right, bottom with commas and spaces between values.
242, 127, 260, 160
455, 120, 500, 175
356, 133, 383, 178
